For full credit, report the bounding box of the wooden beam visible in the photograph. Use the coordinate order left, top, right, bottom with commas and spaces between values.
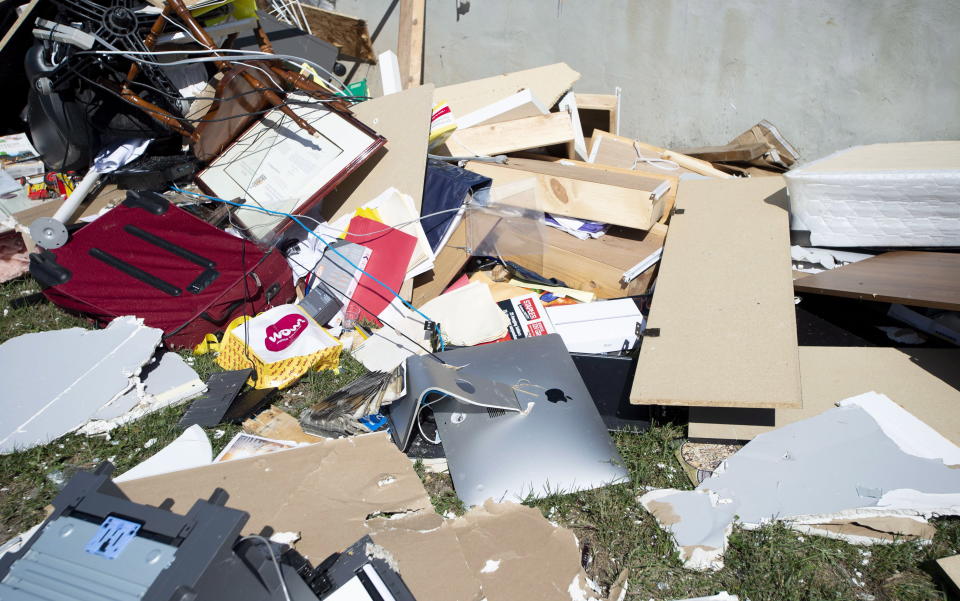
444, 112, 574, 157
396, 0, 425, 89
465, 157, 669, 230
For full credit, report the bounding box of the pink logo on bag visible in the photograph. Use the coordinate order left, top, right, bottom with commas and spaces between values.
264, 313, 308, 351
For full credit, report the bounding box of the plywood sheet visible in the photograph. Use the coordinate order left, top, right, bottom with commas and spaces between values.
321, 84, 433, 221
689, 346, 960, 441
630, 177, 801, 408
434, 63, 580, 118
793, 251, 960, 310
298, 3, 375, 63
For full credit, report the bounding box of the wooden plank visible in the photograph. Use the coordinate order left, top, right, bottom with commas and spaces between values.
320, 84, 433, 221
590, 131, 732, 179
630, 177, 801, 408
499, 224, 667, 298
689, 347, 960, 442
444, 112, 574, 157
794, 251, 960, 311
396, 0, 425, 89
434, 63, 580, 119
465, 158, 668, 231
509, 152, 679, 224
297, 4, 375, 63
678, 142, 769, 163
411, 220, 470, 307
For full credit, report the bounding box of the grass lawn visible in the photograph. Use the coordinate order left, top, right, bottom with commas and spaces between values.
1, 275, 956, 601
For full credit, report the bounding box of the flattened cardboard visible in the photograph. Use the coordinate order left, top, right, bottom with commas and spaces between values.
631, 177, 801, 408
689, 347, 960, 442
321, 85, 434, 221
119, 432, 595, 601
242, 406, 322, 444
433, 62, 580, 119
451, 501, 599, 601
119, 433, 432, 563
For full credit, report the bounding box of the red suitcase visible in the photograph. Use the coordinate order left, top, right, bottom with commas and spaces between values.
30, 191, 296, 348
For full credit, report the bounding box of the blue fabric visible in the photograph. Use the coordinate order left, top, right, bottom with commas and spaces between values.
421, 159, 491, 252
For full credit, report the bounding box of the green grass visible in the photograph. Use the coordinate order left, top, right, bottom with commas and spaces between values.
1, 276, 957, 600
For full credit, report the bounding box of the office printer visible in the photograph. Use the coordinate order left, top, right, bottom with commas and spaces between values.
0, 463, 415, 601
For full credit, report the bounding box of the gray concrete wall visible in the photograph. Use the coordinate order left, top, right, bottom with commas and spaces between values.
334, 0, 960, 161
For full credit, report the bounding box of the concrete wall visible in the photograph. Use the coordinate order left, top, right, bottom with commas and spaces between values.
334, 0, 960, 161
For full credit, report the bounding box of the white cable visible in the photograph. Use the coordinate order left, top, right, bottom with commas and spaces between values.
416, 396, 448, 445
238, 535, 292, 601
80, 44, 348, 93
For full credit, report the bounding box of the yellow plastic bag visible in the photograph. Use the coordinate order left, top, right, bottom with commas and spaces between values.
216, 305, 341, 389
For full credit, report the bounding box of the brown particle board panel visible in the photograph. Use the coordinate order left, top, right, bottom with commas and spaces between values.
688, 347, 960, 443
465, 158, 668, 231
793, 251, 960, 311
433, 63, 580, 119
320, 84, 433, 222
630, 177, 801, 408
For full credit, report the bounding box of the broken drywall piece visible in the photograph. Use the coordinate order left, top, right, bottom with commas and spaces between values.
1, 316, 162, 454
114, 425, 212, 482
79, 352, 205, 435
641, 392, 960, 570
451, 501, 601, 601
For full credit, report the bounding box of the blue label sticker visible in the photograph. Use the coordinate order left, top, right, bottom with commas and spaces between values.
85, 517, 141, 559
359, 413, 388, 432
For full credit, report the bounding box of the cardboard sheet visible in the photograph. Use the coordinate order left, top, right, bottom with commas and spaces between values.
321, 85, 434, 222
119, 433, 433, 562
631, 177, 801, 408
119, 432, 598, 601
689, 347, 960, 441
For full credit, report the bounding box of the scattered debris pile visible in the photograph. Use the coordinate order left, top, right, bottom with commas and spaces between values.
0, 1, 958, 599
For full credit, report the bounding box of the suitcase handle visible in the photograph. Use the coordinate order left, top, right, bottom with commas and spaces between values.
197, 272, 269, 325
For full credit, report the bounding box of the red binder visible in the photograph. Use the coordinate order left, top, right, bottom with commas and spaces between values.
343, 216, 417, 325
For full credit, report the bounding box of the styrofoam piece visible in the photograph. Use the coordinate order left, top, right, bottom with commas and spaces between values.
114, 425, 212, 482
0, 317, 162, 454
784, 142, 960, 247
640, 392, 960, 570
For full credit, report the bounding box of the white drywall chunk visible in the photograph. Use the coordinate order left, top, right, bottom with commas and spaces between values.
641, 392, 960, 570
1, 316, 162, 454
80, 352, 205, 435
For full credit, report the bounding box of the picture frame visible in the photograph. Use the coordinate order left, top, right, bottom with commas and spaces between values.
196, 94, 386, 242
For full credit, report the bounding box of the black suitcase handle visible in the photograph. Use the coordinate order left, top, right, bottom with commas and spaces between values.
88, 225, 221, 296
